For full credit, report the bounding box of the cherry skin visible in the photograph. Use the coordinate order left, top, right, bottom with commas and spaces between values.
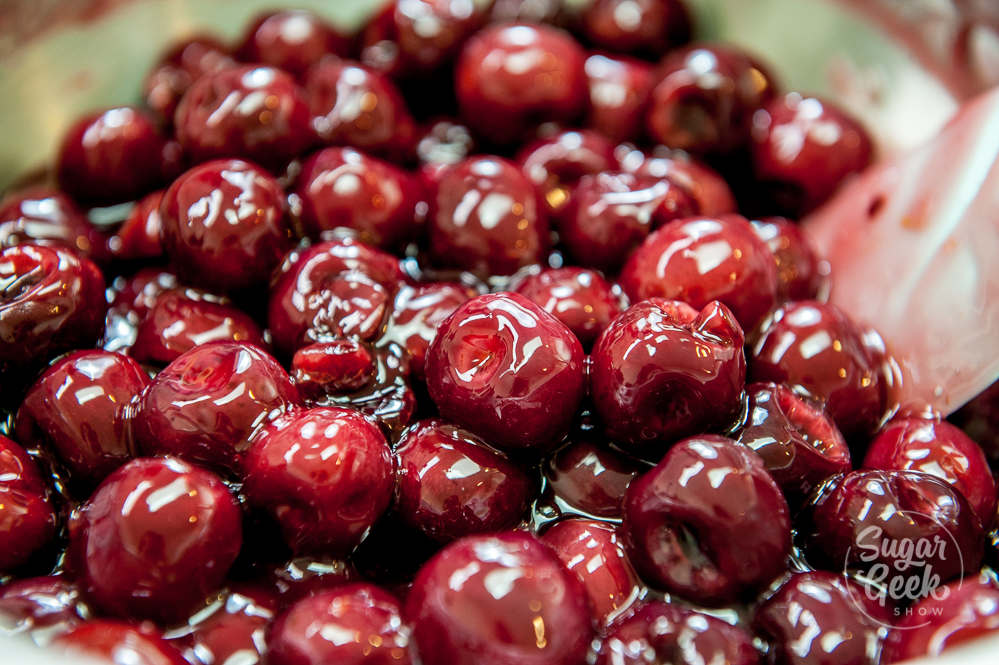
0, 187, 108, 263
583, 53, 655, 143
544, 438, 643, 518
170, 586, 278, 665
143, 36, 235, 125
516, 128, 619, 216
751, 93, 874, 215
0, 434, 46, 493
417, 118, 475, 167
590, 299, 746, 460
57, 621, 189, 665
264, 556, 356, 606
292, 339, 376, 397
622, 435, 791, 605
863, 417, 997, 524
242, 406, 394, 556
646, 43, 778, 154
395, 419, 533, 543
540, 518, 645, 626
159, 158, 293, 292
512, 267, 623, 347
804, 469, 983, 590
111, 189, 164, 261
749, 216, 826, 302
619, 214, 779, 333
455, 23, 587, 144
735, 381, 851, 507
425, 292, 585, 455
951, 380, 999, 466
237, 10, 351, 78
750, 300, 889, 441
579, 0, 690, 57
0, 575, 88, 638
631, 149, 738, 216
56, 106, 168, 206
293, 147, 423, 248
428, 156, 548, 277
0, 485, 56, 573
754, 571, 890, 665
69, 456, 242, 623
135, 342, 299, 474
597, 601, 760, 665
268, 584, 412, 665
406, 531, 593, 665
174, 65, 313, 168
16, 350, 149, 489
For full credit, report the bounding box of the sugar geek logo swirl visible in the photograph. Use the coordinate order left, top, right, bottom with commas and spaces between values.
842, 509, 965, 630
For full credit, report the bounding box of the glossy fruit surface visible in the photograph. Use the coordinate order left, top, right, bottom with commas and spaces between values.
0, 188, 107, 262
143, 36, 235, 125
512, 267, 622, 347
517, 129, 619, 216
544, 438, 643, 518
749, 216, 826, 301
580, 0, 690, 56
583, 53, 655, 143
237, 9, 351, 77
58, 621, 189, 665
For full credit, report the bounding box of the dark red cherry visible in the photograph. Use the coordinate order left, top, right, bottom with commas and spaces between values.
750, 216, 826, 302
881, 575, 999, 663
0, 188, 108, 262
242, 407, 394, 555
622, 435, 791, 604
170, 586, 278, 665
456, 23, 587, 144
417, 118, 476, 166
292, 339, 376, 397
751, 93, 874, 215
590, 299, 745, 459
646, 43, 778, 154
583, 53, 655, 143
632, 149, 738, 216
864, 417, 997, 523
597, 601, 760, 665
540, 518, 645, 626
512, 267, 623, 347
736, 382, 851, 507
159, 158, 293, 292
619, 215, 779, 332
805, 470, 983, 592
755, 571, 890, 665
131, 287, 266, 365
268, 584, 412, 665
407, 532, 592, 665
57, 106, 168, 206
174, 65, 313, 168
544, 438, 643, 518
16, 350, 148, 488
305, 59, 417, 160
0, 244, 106, 382
110, 189, 164, 261
69, 457, 242, 623
0, 485, 56, 573
237, 10, 351, 78
750, 300, 889, 441
425, 292, 585, 455
516, 129, 619, 216
135, 342, 299, 474
950, 380, 999, 467
143, 36, 235, 125
428, 156, 548, 277
0, 434, 46, 494
58, 621, 188, 665
293, 147, 423, 248
395, 419, 533, 542
0, 576, 88, 638
264, 556, 356, 606
579, 0, 690, 57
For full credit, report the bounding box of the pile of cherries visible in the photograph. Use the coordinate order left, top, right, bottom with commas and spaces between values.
2, 1, 999, 664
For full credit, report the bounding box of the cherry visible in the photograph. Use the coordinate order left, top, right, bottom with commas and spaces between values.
622, 435, 791, 604
293, 147, 423, 248
516, 128, 619, 216
425, 292, 585, 455
749, 216, 826, 302
264, 556, 356, 606
69, 456, 242, 623
950, 380, 999, 467
395, 419, 533, 542
646, 43, 778, 154
58, 621, 189, 665
0, 188, 108, 263
428, 156, 548, 277
755, 571, 890, 665
242, 406, 394, 555
864, 417, 997, 523
597, 601, 760, 665
170, 586, 278, 665
0, 485, 56, 573
237, 10, 351, 78
106, 269, 179, 321
135, 341, 299, 474
540, 518, 645, 626
0, 576, 88, 640
174, 65, 313, 168
143, 36, 235, 125
751, 93, 874, 215
490, 0, 565, 24
417, 118, 475, 166
583, 53, 655, 144
619, 214, 779, 332
631, 149, 738, 216
110, 189, 164, 261
292, 339, 376, 396
735, 382, 851, 507
159, 158, 293, 292
590, 299, 745, 459
456, 24, 587, 144
579, 0, 690, 57
268, 584, 412, 665
804, 469, 983, 592
16, 350, 149, 488
544, 438, 643, 518
750, 300, 890, 441
407, 531, 592, 665
56, 106, 168, 206
512, 267, 623, 347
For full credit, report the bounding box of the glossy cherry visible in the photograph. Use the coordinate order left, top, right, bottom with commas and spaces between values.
0, 434, 46, 493
0, 440, 56, 572
512, 267, 623, 347
242, 406, 394, 555
58, 621, 189, 665
417, 118, 475, 166
631, 149, 738, 216
750, 216, 826, 302
516, 129, 619, 216
425, 292, 585, 454
544, 438, 643, 518
0, 188, 108, 262
583, 53, 655, 143
406, 531, 592, 665
0, 576, 88, 639
110, 189, 164, 261
264, 556, 356, 606
579, 0, 690, 57
69, 456, 242, 623
590, 299, 746, 459
750, 300, 889, 441
428, 156, 548, 277
169, 586, 278, 665
143, 36, 235, 125
237, 10, 351, 78
455, 23, 587, 144
292, 339, 376, 397
622, 435, 791, 604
